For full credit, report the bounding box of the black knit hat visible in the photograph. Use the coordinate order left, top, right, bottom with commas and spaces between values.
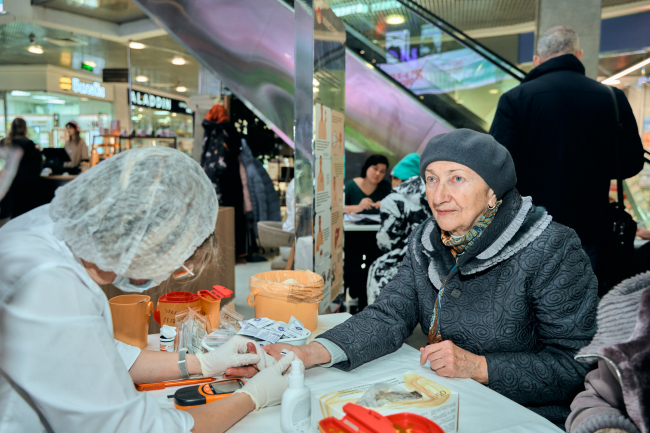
419, 129, 517, 199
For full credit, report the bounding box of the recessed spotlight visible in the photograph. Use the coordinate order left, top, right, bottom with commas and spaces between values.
488, 89, 499, 94
419, 95, 424, 99
172, 113, 177, 117
129, 42, 145, 49
176, 85, 187, 92
386, 15, 405, 25
360, 50, 365, 55
28, 45, 44, 54
171, 57, 186, 65
138, 107, 143, 112
372, 59, 376, 63
138, 114, 143, 118
135, 75, 149, 82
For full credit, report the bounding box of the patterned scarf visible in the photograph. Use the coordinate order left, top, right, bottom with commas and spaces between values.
427, 200, 502, 345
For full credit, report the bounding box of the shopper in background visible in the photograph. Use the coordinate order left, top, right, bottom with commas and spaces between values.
566, 271, 650, 433
0, 118, 42, 226
201, 99, 248, 260
490, 25, 644, 271
390, 153, 420, 188
344, 154, 391, 215
64, 121, 89, 170
367, 153, 431, 304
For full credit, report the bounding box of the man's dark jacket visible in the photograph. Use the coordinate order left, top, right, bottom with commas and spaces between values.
489, 54, 643, 246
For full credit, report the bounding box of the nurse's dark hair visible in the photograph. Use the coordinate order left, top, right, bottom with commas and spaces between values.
5, 118, 28, 145
360, 154, 389, 178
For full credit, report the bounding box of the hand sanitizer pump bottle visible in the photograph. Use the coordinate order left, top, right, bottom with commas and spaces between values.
281, 360, 311, 433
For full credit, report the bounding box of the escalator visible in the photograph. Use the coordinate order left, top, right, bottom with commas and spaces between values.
133, 0, 525, 169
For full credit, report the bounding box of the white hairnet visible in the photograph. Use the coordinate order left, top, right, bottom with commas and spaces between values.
50, 147, 218, 279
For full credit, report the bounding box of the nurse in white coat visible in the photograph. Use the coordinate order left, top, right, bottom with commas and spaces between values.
0, 147, 295, 433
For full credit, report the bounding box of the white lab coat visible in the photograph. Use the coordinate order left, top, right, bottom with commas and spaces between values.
0, 206, 194, 432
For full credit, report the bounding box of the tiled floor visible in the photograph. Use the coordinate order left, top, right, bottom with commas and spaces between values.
233, 260, 272, 320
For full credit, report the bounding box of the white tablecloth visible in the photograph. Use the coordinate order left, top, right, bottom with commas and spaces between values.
146, 313, 562, 433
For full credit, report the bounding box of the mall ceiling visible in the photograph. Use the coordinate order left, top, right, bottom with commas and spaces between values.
31, 0, 148, 24
0, 21, 199, 96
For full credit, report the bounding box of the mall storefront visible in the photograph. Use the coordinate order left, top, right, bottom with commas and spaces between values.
0, 65, 193, 154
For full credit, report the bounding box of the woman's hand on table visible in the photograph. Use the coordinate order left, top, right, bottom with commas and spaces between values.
420, 340, 489, 384
224, 341, 331, 377
358, 198, 375, 212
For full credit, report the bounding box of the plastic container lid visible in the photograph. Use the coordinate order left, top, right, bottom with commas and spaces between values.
318, 403, 444, 433
158, 291, 200, 303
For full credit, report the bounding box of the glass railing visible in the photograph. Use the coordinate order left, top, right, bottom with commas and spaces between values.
329, 0, 525, 129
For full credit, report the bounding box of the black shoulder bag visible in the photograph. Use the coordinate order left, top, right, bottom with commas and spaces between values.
596, 86, 637, 295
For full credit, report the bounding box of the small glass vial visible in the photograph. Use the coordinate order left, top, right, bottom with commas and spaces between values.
160, 324, 176, 352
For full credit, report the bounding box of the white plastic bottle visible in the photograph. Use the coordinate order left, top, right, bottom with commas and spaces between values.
280, 360, 311, 433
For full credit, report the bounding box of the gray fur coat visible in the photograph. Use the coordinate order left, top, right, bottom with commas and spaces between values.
320, 188, 599, 424
566, 272, 650, 433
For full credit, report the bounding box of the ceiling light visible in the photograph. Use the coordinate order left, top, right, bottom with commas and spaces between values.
608, 79, 621, 84
32, 96, 53, 100
47, 100, 66, 104
419, 95, 424, 99
154, 110, 170, 115
366, 63, 375, 69
313, 79, 320, 86
10, 91, 30, 96
386, 15, 405, 25
138, 114, 143, 118
129, 42, 145, 49
131, 116, 140, 121
489, 89, 499, 94
171, 57, 186, 65
28, 45, 44, 54
138, 107, 143, 112
360, 50, 365, 55
135, 75, 149, 82
175, 85, 187, 92
602, 57, 650, 84
83, 61, 96, 68
172, 113, 177, 117
80, 97, 89, 101
284, 53, 291, 58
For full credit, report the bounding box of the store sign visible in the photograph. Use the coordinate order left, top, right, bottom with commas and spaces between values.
71, 78, 106, 98
129, 90, 191, 114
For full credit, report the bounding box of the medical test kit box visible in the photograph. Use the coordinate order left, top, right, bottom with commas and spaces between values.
310, 369, 460, 432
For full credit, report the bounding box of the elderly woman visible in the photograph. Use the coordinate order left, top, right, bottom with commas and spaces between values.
247, 129, 599, 425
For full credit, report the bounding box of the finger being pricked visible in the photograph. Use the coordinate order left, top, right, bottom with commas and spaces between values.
223, 365, 259, 379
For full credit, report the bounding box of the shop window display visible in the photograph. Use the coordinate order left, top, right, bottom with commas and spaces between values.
2, 91, 112, 151
130, 105, 193, 154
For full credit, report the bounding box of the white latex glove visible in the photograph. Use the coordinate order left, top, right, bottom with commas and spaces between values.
195, 335, 261, 377
234, 352, 296, 410
248, 341, 278, 371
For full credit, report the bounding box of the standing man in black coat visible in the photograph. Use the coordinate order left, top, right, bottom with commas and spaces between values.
489, 25, 644, 270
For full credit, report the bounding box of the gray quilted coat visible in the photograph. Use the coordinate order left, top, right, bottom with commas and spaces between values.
320, 188, 599, 424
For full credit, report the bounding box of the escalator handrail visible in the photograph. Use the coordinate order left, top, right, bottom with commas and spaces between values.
397, 0, 527, 81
